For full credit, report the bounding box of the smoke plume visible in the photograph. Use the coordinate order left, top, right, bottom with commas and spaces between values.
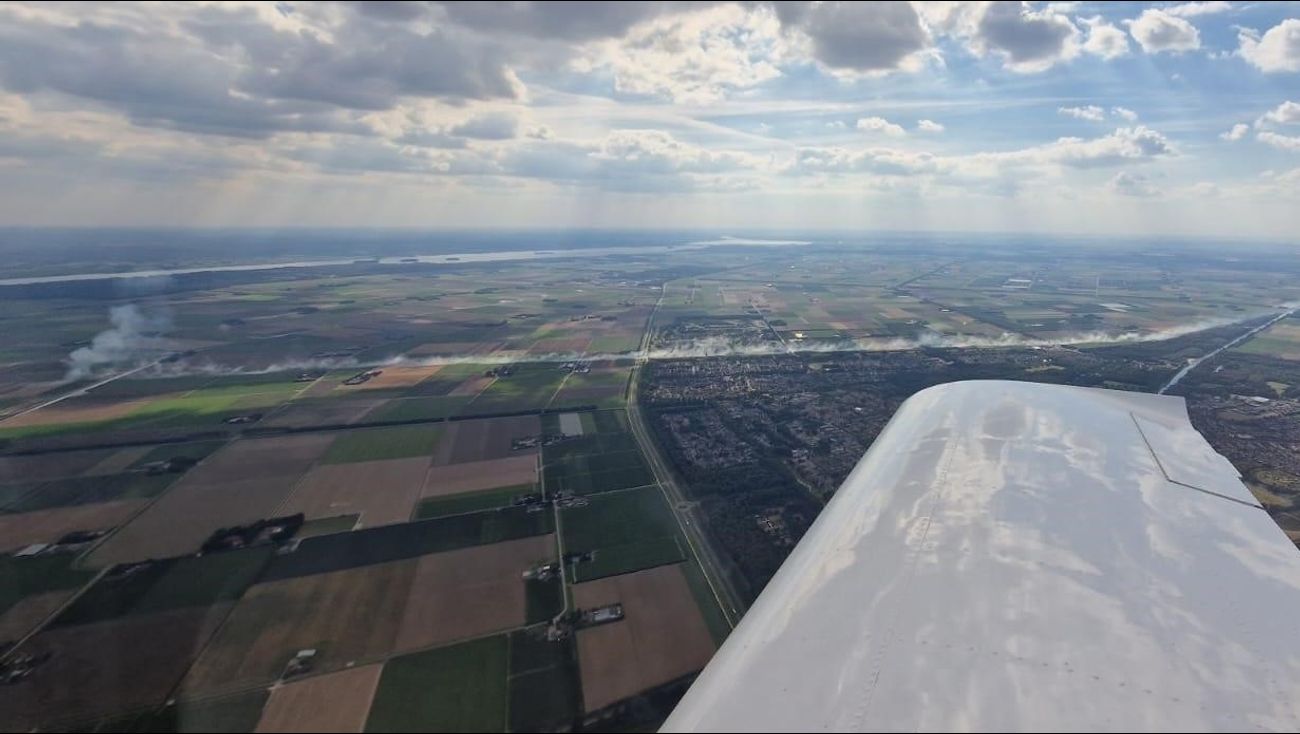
65, 304, 172, 381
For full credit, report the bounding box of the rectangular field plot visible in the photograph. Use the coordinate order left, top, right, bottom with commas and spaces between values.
365, 635, 508, 733
298, 513, 360, 538
53, 547, 272, 628
0, 553, 96, 643
430, 415, 540, 466
0, 448, 124, 484
262, 506, 555, 581
1235, 318, 1300, 360
255, 663, 382, 733
562, 486, 684, 582
322, 424, 444, 464
96, 690, 270, 733
0, 606, 232, 730
260, 397, 389, 428
507, 630, 582, 733
542, 430, 653, 496
548, 368, 629, 410
464, 366, 567, 414
394, 534, 556, 652
363, 395, 474, 422
414, 485, 535, 520
422, 455, 536, 498
182, 560, 416, 694
0, 499, 149, 553
6, 471, 178, 512
572, 565, 716, 714
279, 457, 430, 529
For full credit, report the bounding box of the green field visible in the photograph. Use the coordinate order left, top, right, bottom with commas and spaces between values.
0, 552, 96, 618
87, 690, 269, 733
127, 440, 228, 469
366, 396, 475, 422
507, 631, 581, 733
263, 507, 554, 581
297, 513, 359, 538
571, 537, 685, 583
562, 486, 684, 581
413, 484, 535, 520
542, 430, 654, 495
54, 547, 273, 627
366, 635, 508, 733
322, 424, 443, 463
524, 576, 564, 624
467, 366, 567, 413
6, 472, 178, 512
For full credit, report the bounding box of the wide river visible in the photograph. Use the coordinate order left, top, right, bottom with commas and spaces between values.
0, 238, 810, 287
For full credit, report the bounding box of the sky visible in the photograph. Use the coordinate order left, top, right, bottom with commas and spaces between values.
1, 1, 1299, 238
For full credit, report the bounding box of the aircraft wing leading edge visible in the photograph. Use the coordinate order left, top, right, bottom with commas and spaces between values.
663, 380, 1300, 732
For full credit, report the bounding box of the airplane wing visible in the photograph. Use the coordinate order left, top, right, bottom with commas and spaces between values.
663, 380, 1300, 732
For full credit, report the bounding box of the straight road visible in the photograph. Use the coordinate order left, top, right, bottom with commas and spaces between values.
626, 287, 746, 628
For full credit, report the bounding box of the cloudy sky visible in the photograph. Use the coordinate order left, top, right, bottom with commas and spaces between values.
2, 1, 1299, 238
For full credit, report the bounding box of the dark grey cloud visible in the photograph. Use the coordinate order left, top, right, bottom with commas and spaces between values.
976, 1, 1077, 67
437, 1, 703, 42
0, 2, 522, 139
773, 1, 930, 72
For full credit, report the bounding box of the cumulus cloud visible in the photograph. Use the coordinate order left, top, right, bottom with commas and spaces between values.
1127, 9, 1201, 54
1258, 101, 1300, 127
1221, 123, 1249, 141
917, 119, 945, 133
1059, 105, 1105, 122
1112, 107, 1138, 121
968, 1, 1081, 73
1080, 16, 1131, 59
856, 116, 906, 136
775, 1, 933, 74
1162, 2, 1233, 18
1238, 20, 1300, 72
1258, 131, 1300, 152
581, 3, 784, 104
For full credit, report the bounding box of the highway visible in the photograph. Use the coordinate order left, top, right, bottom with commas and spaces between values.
626, 288, 746, 629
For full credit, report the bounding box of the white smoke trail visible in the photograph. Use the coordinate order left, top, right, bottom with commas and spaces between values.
130, 306, 1290, 379
65, 304, 173, 381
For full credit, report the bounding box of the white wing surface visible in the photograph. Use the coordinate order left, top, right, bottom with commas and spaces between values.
663, 380, 1300, 733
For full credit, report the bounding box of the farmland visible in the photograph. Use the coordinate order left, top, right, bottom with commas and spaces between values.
6, 238, 1300, 731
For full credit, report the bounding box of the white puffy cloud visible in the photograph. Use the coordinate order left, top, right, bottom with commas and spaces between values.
1221, 123, 1249, 141
1127, 9, 1200, 54
856, 116, 906, 136
1163, 2, 1233, 18
1238, 20, 1300, 72
1059, 105, 1105, 122
1258, 101, 1300, 127
580, 4, 785, 104
1258, 131, 1300, 152
917, 119, 945, 133
1080, 16, 1131, 59
1112, 107, 1138, 121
